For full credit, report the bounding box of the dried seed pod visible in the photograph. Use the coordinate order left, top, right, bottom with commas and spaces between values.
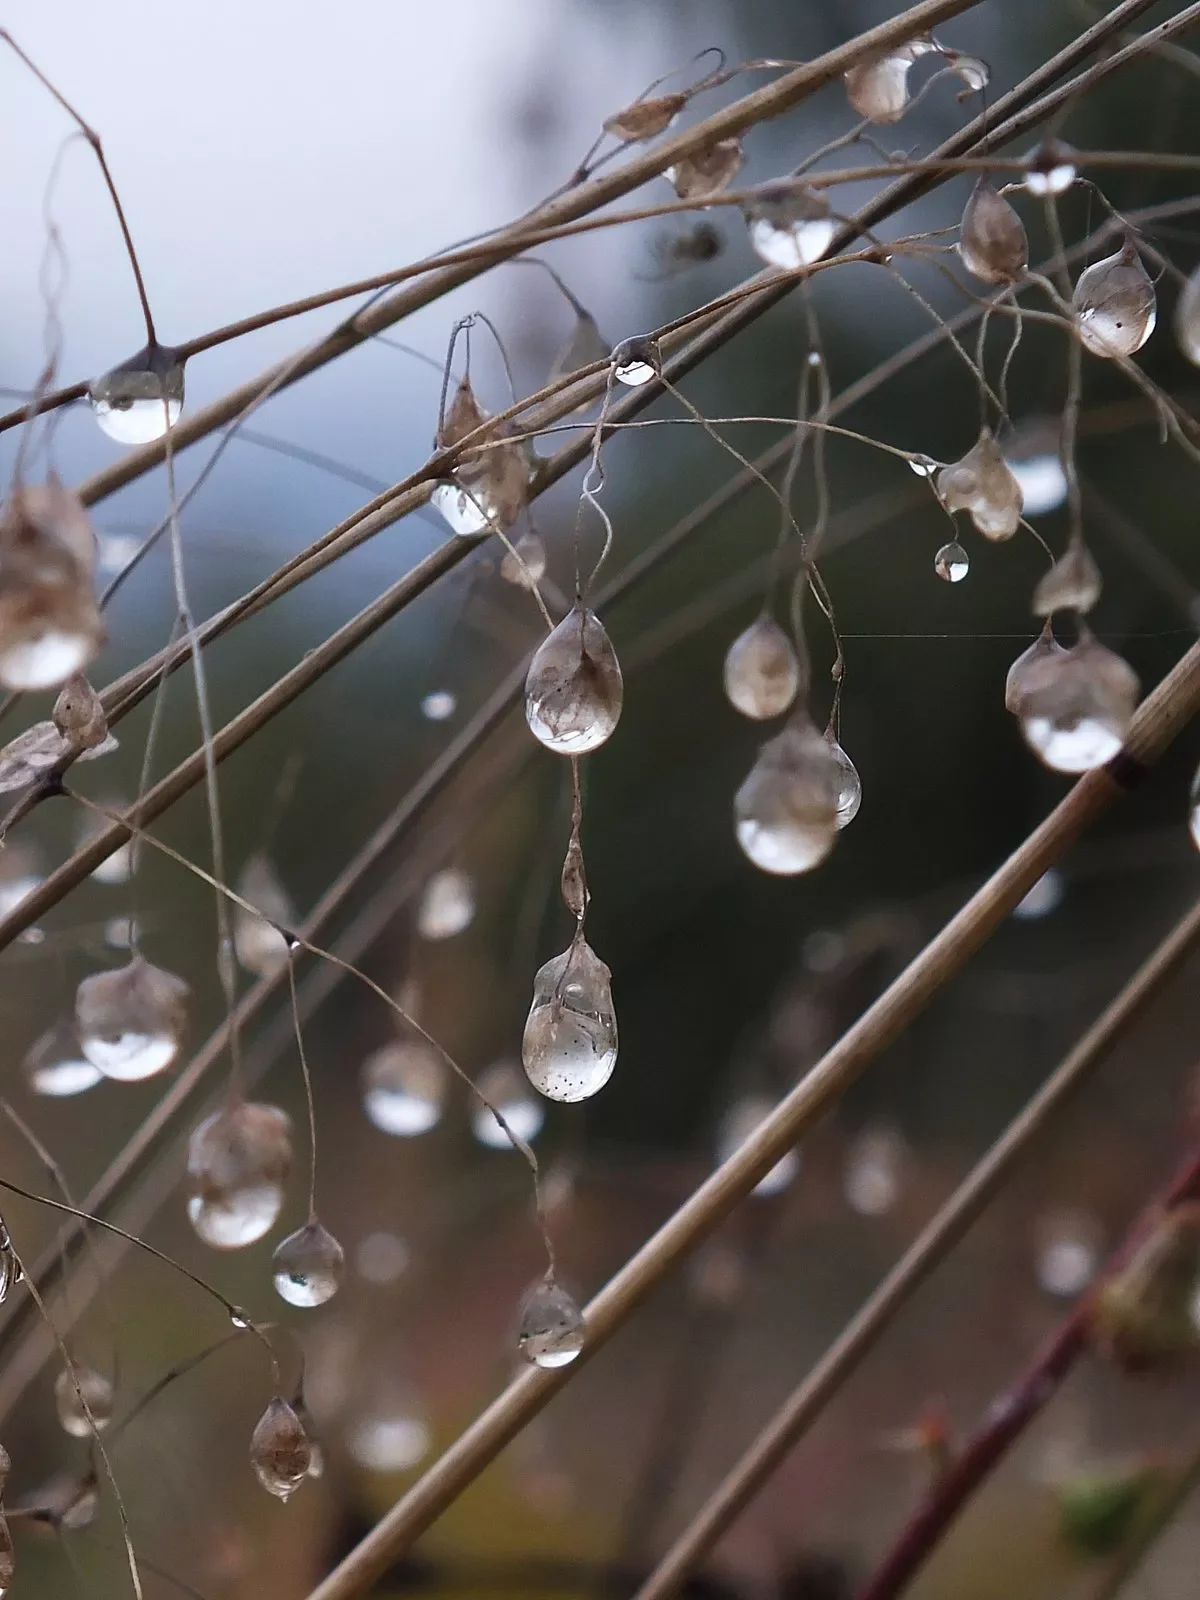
1001, 417, 1068, 514
54, 1364, 114, 1437
517, 1276, 585, 1368
1175, 262, 1200, 366
52, 674, 110, 751
734, 711, 845, 875
957, 177, 1028, 286
936, 429, 1023, 540
666, 136, 744, 200
416, 867, 475, 940
1093, 1205, 1200, 1371
75, 956, 190, 1081
743, 182, 836, 270
525, 604, 623, 754
0, 711, 116, 793
717, 1093, 800, 1196
434, 379, 530, 535
0, 481, 104, 691
611, 334, 661, 387
1011, 630, 1139, 773
23, 1021, 102, 1098
943, 51, 989, 94
1023, 138, 1077, 196
724, 615, 802, 720
471, 1061, 545, 1149
437, 375, 488, 449
522, 936, 617, 1103
234, 854, 293, 978
362, 1038, 446, 1136
187, 1100, 293, 1249
272, 1220, 345, 1308
1032, 543, 1103, 616
934, 540, 969, 583
500, 529, 547, 589
844, 37, 936, 123
250, 1396, 312, 1500
1073, 238, 1157, 358
89, 343, 184, 444
603, 92, 687, 143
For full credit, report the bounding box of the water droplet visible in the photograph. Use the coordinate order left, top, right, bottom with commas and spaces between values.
827, 733, 862, 828
1014, 868, 1065, 920
1005, 622, 1067, 715
272, 1220, 344, 1308
0, 482, 104, 691
187, 1101, 292, 1249
743, 182, 836, 269
1001, 418, 1068, 514
1036, 1210, 1101, 1296
844, 37, 936, 123
1023, 138, 1077, 196
666, 136, 745, 201
517, 1277, 585, 1368
250, 1396, 312, 1500
471, 1061, 544, 1149
89, 344, 184, 444
525, 604, 623, 755
1176, 262, 1200, 366
54, 1365, 114, 1437
75, 956, 190, 1081
717, 1094, 800, 1196
416, 867, 475, 941
1033, 544, 1103, 616
23, 1022, 102, 1098
936, 429, 1024, 541
958, 177, 1028, 286
500, 529, 548, 588
362, 1039, 445, 1136
345, 1395, 430, 1472
934, 540, 969, 583
1013, 631, 1139, 773
1073, 238, 1156, 358
234, 854, 294, 978
723, 615, 802, 719
907, 454, 940, 477
355, 1230, 410, 1285
844, 1127, 905, 1216
734, 712, 843, 875
420, 689, 456, 721
430, 481, 492, 536
522, 937, 617, 1103
611, 335, 660, 387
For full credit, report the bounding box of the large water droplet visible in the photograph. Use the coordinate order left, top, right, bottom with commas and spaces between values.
525, 605, 623, 755
362, 1039, 446, 1136
0, 482, 104, 691
1013, 868, 1065, 920
250, 1397, 312, 1500
471, 1061, 544, 1149
187, 1101, 292, 1249
743, 182, 836, 270
1023, 138, 1077, 196
23, 1022, 102, 1098
54, 1365, 114, 1438
934, 540, 969, 583
827, 732, 861, 828
75, 956, 190, 1081
611, 335, 660, 387
517, 1277, 585, 1368
1073, 238, 1156, 359
957, 177, 1028, 286
723, 615, 801, 719
1013, 632, 1139, 773
272, 1220, 344, 1308
89, 344, 184, 445
734, 712, 843, 875
431, 481, 492, 536
522, 937, 617, 1103
936, 429, 1024, 541
420, 689, 456, 721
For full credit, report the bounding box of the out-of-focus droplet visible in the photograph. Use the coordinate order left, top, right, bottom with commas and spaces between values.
1036, 1210, 1102, 1297
723, 615, 802, 719
273, 1220, 345, 1308
611, 335, 660, 387
734, 712, 844, 875
688, 1240, 748, 1309
844, 1126, 905, 1216
416, 867, 475, 941
187, 1100, 292, 1249
234, 854, 294, 978
472, 1061, 545, 1149
75, 803, 135, 885
89, 344, 184, 445
1023, 138, 1077, 196
958, 177, 1028, 286
105, 915, 138, 949
500, 529, 548, 589
1032, 544, 1102, 617
0, 481, 104, 692
421, 689, 456, 721
522, 937, 617, 1103
1012, 631, 1139, 774
1013, 868, 1065, 920
250, 1396, 312, 1500
525, 605, 623, 754
517, 1276, 585, 1368
24, 1022, 101, 1098
844, 37, 936, 123
362, 1037, 446, 1136
934, 540, 969, 583
1001, 418, 1068, 515
743, 181, 836, 270
346, 1392, 431, 1473
1005, 623, 1067, 715
1189, 762, 1200, 852
75, 956, 190, 1081
355, 1231, 410, 1285
1176, 262, 1200, 366
666, 136, 744, 200
1073, 238, 1156, 359
54, 1365, 114, 1438
717, 1094, 800, 1197
936, 429, 1024, 540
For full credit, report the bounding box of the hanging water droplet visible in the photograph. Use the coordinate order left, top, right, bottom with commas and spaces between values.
0, 481, 104, 691
105, 915, 139, 949
907, 454, 940, 478
1001, 418, 1068, 515
723, 615, 802, 719
666, 136, 745, 201
844, 1126, 905, 1216
1013, 868, 1065, 920
420, 689, 456, 721
717, 1094, 800, 1197
734, 712, 843, 875
75, 956, 190, 1081
1073, 238, 1157, 358
234, 854, 294, 979
1012, 630, 1139, 773
471, 1061, 545, 1149
827, 732, 861, 828
272, 1220, 345, 1308
187, 1100, 292, 1249
54, 1365, 114, 1438
517, 1277, 585, 1368
957, 177, 1028, 286
525, 604, 623, 754
362, 1038, 446, 1136
416, 867, 475, 941
1005, 622, 1067, 715
430, 481, 492, 536
1023, 138, 1077, 196
355, 1230, 410, 1285
1036, 1210, 1101, 1297
89, 344, 184, 445
1176, 262, 1200, 366
23, 1022, 102, 1098
522, 937, 617, 1103
611, 335, 660, 387
1032, 543, 1103, 616
743, 181, 837, 270
843, 36, 936, 122
936, 429, 1024, 540
250, 1396, 312, 1500
934, 540, 969, 583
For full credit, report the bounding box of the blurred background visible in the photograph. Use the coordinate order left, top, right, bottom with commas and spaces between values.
2, 1, 1200, 1596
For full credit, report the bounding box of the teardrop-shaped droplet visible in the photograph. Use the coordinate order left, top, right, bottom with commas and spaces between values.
1032, 543, 1103, 616
934, 540, 969, 583
250, 1396, 312, 1500
844, 37, 936, 123
525, 605, 623, 755
517, 1276, 585, 1368
500, 530, 548, 588
666, 136, 744, 201
75, 956, 190, 1081
522, 937, 617, 1103
234, 854, 293, 978
1023, 138, 1077, 196
89, 344, 184, 445
23, 1021, 102, 1097
471, 1061, 545, 1149
54, 1365, 114, 1438
187, 1101, 292, 1249
734, 712, 843, 875
272, 1220, 345, 1308
936, 429, 1023, 541
1005, 622, 1067, 715
362, 1039, 446, 1136
958, 177, 1028, 286
723, 615, 802, 719
1012, 631, 1139, 773
416, 867, 475, 940
743, 182, 836, 269
611, 335, 660, 387
827, 732, 862, 828
1001, 418, 1068, 515
717, 1094, 800, 1197
1073, 239, 1157, 359
1176, 263, 1200, 366
0, 482, 104, 691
